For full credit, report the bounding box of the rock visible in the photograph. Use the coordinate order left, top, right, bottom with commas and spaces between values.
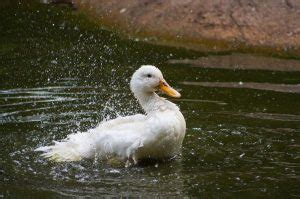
75, 0, 300, 57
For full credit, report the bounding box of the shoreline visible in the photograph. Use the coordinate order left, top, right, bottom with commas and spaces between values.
74, 0, 300, 59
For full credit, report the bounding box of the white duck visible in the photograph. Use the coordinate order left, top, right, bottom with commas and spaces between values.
36, 65, 186, 165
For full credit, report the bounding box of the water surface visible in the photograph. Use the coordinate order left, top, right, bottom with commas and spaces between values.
0, 1, 299, 197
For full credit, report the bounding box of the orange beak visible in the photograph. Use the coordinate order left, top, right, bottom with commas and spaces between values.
159, 80, 181, 98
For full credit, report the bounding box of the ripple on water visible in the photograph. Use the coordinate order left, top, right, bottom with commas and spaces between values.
0, 85, 106, 124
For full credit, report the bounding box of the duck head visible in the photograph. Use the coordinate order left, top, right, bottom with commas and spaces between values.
130, 65, 181, 98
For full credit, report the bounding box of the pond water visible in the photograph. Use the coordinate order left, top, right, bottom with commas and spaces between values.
1, 1, 299, 197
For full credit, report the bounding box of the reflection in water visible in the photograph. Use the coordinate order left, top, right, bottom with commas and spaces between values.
174, 98, 228, 105
168, 54, 300, 71
0, 0, 300, 197
181, 81, 300, 94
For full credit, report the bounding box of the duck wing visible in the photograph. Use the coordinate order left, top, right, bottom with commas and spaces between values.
35, 114, 147, 162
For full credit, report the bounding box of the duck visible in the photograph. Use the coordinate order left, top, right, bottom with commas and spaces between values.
35, 65, 186, 166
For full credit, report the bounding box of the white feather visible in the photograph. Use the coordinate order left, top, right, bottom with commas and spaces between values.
35, 65, 186, 165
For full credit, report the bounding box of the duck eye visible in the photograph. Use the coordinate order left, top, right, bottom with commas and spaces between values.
147, 74, 152, 78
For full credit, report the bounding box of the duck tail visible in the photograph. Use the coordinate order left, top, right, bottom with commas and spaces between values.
35, 132, 94, 162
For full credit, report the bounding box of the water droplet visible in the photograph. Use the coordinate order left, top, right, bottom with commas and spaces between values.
51, 60, 57, 65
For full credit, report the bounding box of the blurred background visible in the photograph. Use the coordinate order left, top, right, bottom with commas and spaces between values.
0, 0, 299, 197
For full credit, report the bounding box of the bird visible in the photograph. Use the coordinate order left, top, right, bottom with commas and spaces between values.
35, 65, 186, 166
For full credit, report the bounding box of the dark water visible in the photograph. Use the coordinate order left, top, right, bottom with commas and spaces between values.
1, 1, 300, 197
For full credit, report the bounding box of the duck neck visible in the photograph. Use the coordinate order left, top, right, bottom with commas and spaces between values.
135, 91, 162, 113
